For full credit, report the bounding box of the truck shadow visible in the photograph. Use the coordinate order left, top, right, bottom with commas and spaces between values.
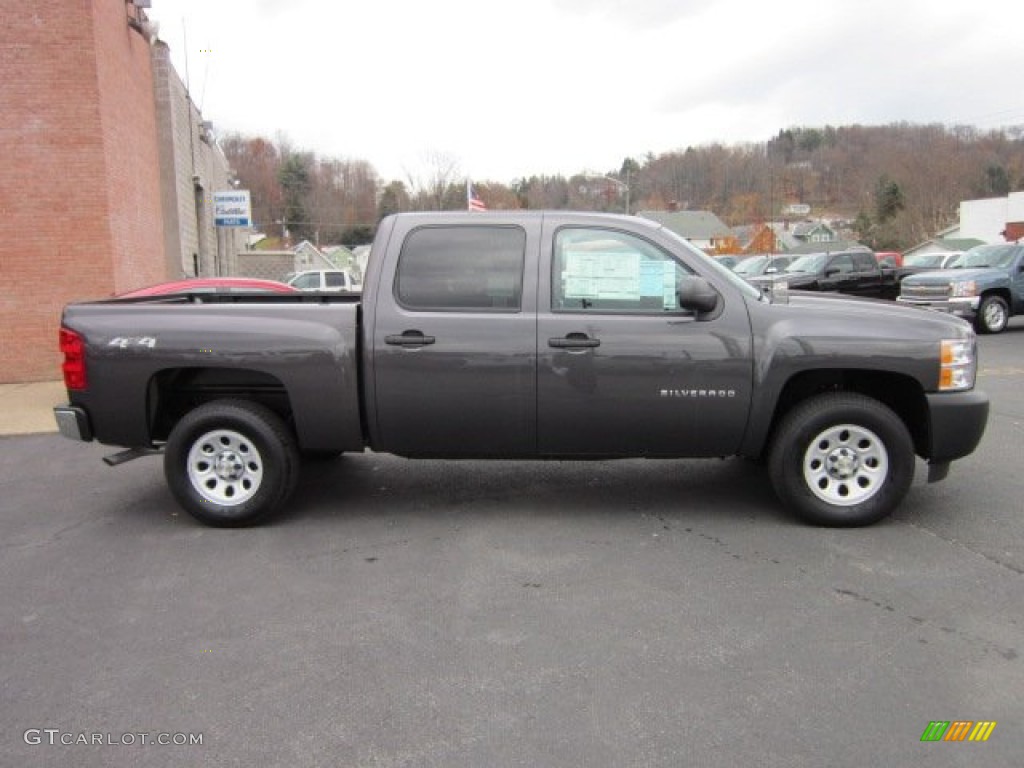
284, 454, 787, 527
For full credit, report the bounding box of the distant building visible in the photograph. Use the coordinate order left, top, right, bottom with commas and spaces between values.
236, 241, 337, 283
790, 220, 838, 245
957, 192, 1024, 243
152, 41, 245, 279
636, 210, 733, 252
733, 219, 854, 254
906, 191, 1024, 256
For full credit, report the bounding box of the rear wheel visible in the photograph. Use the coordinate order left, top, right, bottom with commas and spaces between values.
768, 393, 914, 526
975, 295, 1009, 334
165, 400, 299, 527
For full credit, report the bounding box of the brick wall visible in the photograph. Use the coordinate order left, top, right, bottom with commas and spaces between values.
0, 1, 166, 382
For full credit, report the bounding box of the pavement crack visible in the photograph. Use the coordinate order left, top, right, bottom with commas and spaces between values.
906, 521, 1024, 576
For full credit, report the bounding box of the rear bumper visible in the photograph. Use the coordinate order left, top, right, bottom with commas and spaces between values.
925, 389, 988, 463
53, 405, 93, 442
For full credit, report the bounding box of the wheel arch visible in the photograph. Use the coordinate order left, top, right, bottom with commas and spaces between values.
146, 366, 293, 444
980, 286, 1012, 306
756, 369, 929, 459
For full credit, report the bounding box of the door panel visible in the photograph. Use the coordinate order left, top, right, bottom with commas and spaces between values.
371, 223, 539, 457
537, 225, 753, 457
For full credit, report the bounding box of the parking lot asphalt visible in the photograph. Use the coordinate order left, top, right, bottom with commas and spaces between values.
2, 319, 1022, 767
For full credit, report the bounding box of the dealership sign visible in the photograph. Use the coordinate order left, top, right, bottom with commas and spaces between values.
213, 190, 252, 227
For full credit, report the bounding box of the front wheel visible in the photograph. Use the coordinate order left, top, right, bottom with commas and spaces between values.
768, 393, 915, 526
165, 400, 299, 527
974, 295, 1009, 334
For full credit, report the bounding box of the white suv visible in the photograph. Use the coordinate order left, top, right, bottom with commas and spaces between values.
286, 270, 361, 292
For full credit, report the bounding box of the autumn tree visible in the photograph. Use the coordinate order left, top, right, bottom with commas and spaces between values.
220, 134, 283, 234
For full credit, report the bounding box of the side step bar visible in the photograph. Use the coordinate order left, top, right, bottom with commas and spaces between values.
103, 447, 163, 467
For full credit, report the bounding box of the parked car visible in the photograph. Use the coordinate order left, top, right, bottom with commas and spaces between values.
749, 250, 900, 300
875, 251, 903, 268
898, 242, 1024, 333
53, 211, 988, 529
731, 254, 795, 278
286, 269, 361, 292
903, 252, 963, 270
119, 278, 298, 298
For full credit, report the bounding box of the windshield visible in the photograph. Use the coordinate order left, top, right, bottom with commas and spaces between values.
785, 253, 826, 273
658, 227, 762, 300
733, 256, 768, 275
959, 244, 1020, 269
904, 253, 944, 267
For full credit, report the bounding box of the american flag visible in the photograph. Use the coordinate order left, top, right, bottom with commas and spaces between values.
467, 181, 487, 212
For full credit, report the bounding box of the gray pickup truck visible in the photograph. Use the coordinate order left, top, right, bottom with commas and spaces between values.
54, 212, 989, 528
898, 242, 1024, 333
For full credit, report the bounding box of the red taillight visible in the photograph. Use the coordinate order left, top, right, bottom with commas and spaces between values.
59, 327, 87, 390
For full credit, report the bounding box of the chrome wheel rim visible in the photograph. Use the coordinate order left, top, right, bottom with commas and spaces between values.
803, 424, 888, 506
187, 429, 263, 506
983, 301, 1006, 331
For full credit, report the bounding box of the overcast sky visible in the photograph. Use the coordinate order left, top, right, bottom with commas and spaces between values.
147, 0, 1024, 183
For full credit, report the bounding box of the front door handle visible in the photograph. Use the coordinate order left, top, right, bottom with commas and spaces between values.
548, 333, 600, 349
385, 330, 436, 347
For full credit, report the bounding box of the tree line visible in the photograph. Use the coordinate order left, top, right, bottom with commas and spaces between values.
222, 122, 1024, 251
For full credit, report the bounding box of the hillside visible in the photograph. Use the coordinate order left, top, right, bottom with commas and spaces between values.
224, 123, 1024, 251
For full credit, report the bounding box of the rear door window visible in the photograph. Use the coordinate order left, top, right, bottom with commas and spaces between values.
395, 226, 525, 311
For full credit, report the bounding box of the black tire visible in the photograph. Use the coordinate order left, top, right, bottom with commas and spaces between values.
164, 400, 299, 527
768, 393, 914, 527
974, 295, 1009, 334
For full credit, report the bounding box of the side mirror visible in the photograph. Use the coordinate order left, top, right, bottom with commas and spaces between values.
824, 267, 840, 277
678, 276, 720, 315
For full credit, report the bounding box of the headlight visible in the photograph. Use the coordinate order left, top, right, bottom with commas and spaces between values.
939, 337, 976, 391
949, 280, 977, 298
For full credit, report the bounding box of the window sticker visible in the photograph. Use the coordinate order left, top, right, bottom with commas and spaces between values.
563, 251, 642, 300
640, 260, 678, 309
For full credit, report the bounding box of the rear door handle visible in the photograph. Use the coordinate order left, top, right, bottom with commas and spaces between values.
548, 333, 600, 349
385, 330, 436, 347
